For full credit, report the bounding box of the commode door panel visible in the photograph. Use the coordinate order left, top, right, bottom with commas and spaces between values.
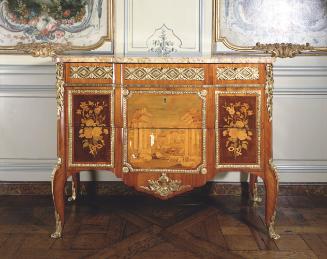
122, 88, 208, 174
66, 89, 115, 168
215, 90, 263, 170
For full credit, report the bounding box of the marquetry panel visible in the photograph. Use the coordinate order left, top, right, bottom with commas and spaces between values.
215, 90, 262, 169
122, 64, 207, 85
65, 63, 114, 84
125, 128, 204, 173
213, 64, 266, 85
123, 89, 206, 129
122, 89, 207, 174
67, 89, 114, 168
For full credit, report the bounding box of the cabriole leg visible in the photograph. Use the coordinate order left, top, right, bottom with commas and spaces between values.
249, 174, 262, 205
68, 173, 80, 202
51, 157, 67, 239
264, 159, 280, 240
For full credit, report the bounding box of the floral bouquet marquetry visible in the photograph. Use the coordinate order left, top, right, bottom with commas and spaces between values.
222, 102, 254, 158
76, 100, 109, 157
0, 0, 112, 56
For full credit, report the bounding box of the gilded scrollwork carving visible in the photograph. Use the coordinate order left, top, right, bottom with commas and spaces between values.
254, 43, 313, 58
56, 63, 64, 118
265, 64, 273, 122
141, 173, 191, 197
17, 42, 71, 57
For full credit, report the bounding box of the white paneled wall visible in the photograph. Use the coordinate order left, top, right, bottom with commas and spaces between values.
0, 0, 326, 182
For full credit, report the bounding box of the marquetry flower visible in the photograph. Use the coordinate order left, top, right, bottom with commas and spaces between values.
223, 102, 254, 158
76, 100, 108, 156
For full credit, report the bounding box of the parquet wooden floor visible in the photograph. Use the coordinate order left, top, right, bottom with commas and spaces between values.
0, 190, 326, 258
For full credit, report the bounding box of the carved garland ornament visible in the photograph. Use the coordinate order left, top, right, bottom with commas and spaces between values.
254, 43, 313, 58
124, 67, 204, 81
17, 42, 72, 57
141, 173, 191, 197
56, 63, 64, 117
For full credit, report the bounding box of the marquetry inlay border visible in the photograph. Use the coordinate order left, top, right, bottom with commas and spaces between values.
67, 89, 115, 168
215, 90, 262, 169
216, 67, 259, 81
122, 89, 207, 174
124, 67, 205, 81
70, 66, 113, 79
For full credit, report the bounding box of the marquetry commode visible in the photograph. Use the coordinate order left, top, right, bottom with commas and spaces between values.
51, 55, 280, 240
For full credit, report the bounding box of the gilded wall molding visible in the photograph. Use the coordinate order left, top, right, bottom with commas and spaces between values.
216, 67, 259, 80
0, 0, 113, 55
56, 63, 64, 117
140, 173, 191, 197
254, 43, 314, 58
16, 43, 72, 57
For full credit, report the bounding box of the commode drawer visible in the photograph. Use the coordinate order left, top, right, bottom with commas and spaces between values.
213, 64, 266, 85
65, 63, 114, 84
122, 64, 208, 85
122, 88, 207, 129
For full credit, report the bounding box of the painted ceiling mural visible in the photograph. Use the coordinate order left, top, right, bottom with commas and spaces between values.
0, 0, 110, 50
